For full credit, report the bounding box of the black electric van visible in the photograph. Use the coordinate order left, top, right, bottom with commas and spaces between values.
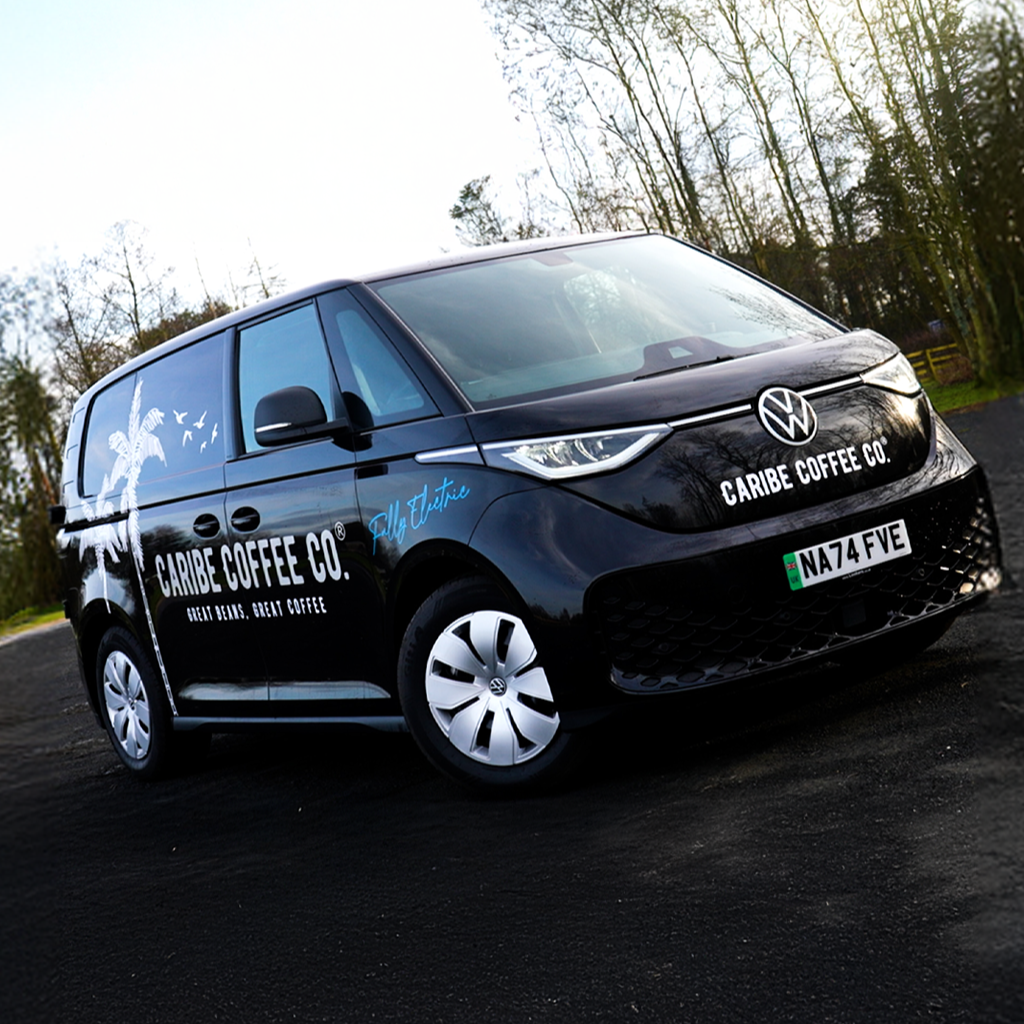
54, 233, 1003, 790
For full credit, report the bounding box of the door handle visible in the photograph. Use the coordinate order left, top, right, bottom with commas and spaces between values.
192, 513, 221, 539
230, 507, 261, 532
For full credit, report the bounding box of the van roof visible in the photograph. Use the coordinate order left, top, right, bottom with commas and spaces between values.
73, 231, 641, 407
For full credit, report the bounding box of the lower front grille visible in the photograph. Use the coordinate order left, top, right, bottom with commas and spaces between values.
590, 490, 1000, 695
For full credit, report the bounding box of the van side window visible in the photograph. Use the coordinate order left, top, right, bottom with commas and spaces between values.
318, 290, 436, 428
141, 333, 226, 479
238, 304, 336, 453
80, 335, 227, 499
81, 374, 139, 500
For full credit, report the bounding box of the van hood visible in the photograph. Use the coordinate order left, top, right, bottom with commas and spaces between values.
465, 330, 892, 438
466, 330, 933, 530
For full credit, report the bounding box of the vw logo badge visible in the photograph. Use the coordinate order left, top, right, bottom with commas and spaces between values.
756, 387, 818, 446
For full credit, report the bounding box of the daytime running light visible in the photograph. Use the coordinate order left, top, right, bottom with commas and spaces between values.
481, 425, 671, 480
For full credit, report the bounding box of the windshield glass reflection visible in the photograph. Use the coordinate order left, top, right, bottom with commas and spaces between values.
372, 235, 838, 408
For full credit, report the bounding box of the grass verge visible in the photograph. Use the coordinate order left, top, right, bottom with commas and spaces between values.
923, 377, 1024, 414
0, 604, 65, 639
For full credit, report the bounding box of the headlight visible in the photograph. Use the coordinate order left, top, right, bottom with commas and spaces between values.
862, 354, 922, 396
481, 425, 671, 480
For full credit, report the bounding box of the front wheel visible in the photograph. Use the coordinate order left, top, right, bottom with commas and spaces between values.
398, 577, 581, 792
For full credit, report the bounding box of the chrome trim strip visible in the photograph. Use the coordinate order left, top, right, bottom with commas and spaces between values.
415, 445, 484, 465
172, 716, 408, 733
269, 681, 391, 701
669, 404, 752, 428
800, 375, 863, 397
667, 377, 863, 429
180, 683, 267, 701
179, 681, 392, 701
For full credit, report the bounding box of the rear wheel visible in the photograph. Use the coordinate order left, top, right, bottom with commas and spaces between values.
398, 577, 580, 792
96, 627, 181, 780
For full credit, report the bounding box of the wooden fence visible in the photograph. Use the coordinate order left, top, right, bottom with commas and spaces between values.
905, 343, 966, 383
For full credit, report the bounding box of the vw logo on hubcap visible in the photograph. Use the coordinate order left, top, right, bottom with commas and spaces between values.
489, 677, 508, 696
756, 387, 818, 446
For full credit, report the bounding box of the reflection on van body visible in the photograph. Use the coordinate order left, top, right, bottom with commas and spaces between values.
54, 233, 1003, 791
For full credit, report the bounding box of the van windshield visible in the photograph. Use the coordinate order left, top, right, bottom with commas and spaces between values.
370, 235, 839, 408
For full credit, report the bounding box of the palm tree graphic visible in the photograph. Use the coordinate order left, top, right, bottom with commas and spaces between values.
107, 378, 165, 570
105, 379, 176, 711
80, 472, 121, 612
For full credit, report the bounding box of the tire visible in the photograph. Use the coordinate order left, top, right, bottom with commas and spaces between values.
95, 626, 178, 780
397, 576, 580, 792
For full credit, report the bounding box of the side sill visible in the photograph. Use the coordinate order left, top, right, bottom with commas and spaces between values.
173, 715, 408, 733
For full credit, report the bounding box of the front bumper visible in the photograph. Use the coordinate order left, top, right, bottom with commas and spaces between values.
468, 412, 1001, 714
588, 469, 1000, 694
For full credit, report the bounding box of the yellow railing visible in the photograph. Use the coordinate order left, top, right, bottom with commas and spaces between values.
906, 343, 964, 382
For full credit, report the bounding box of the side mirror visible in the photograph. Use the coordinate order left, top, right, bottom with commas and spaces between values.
253, 386, 348, 446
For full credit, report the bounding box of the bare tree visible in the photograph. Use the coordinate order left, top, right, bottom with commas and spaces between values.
1, 223, 290, 621
49, 257, 128, 396
483, 0, 1024, 380
450, 173, 550, 244
226, 240, 286, 309
94, 221, 182, 355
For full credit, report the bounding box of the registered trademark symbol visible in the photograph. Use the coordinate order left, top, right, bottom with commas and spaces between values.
334, 522, 346, 541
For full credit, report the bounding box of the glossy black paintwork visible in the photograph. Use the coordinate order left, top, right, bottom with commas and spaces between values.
565, 388, 932, 530
54, 237, 1002, 736
141, 490, 266, 696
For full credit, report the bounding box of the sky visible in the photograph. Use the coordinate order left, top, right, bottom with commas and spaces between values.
0, 0, 538, 300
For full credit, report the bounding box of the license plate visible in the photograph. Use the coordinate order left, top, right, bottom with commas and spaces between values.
783, 519, 912, 590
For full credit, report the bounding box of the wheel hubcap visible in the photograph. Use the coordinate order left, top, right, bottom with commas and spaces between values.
102, 650, 152, 761
425, 609, 560, 765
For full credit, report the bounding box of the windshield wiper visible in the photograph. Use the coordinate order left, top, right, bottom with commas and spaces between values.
632, 337, 739, 381
634, 353, 736, 381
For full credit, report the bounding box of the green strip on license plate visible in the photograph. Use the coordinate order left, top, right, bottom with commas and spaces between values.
784, 518, 912, 591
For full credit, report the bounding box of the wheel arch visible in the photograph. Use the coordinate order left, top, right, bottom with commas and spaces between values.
387, 541, 525, 661
77, 599, 154, 716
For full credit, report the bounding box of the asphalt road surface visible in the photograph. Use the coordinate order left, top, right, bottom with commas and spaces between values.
2, 395, 1023, 1024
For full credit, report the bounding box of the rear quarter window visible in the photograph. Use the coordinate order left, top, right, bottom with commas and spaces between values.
82, 374, 139, 501
81, 333, 226, 501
